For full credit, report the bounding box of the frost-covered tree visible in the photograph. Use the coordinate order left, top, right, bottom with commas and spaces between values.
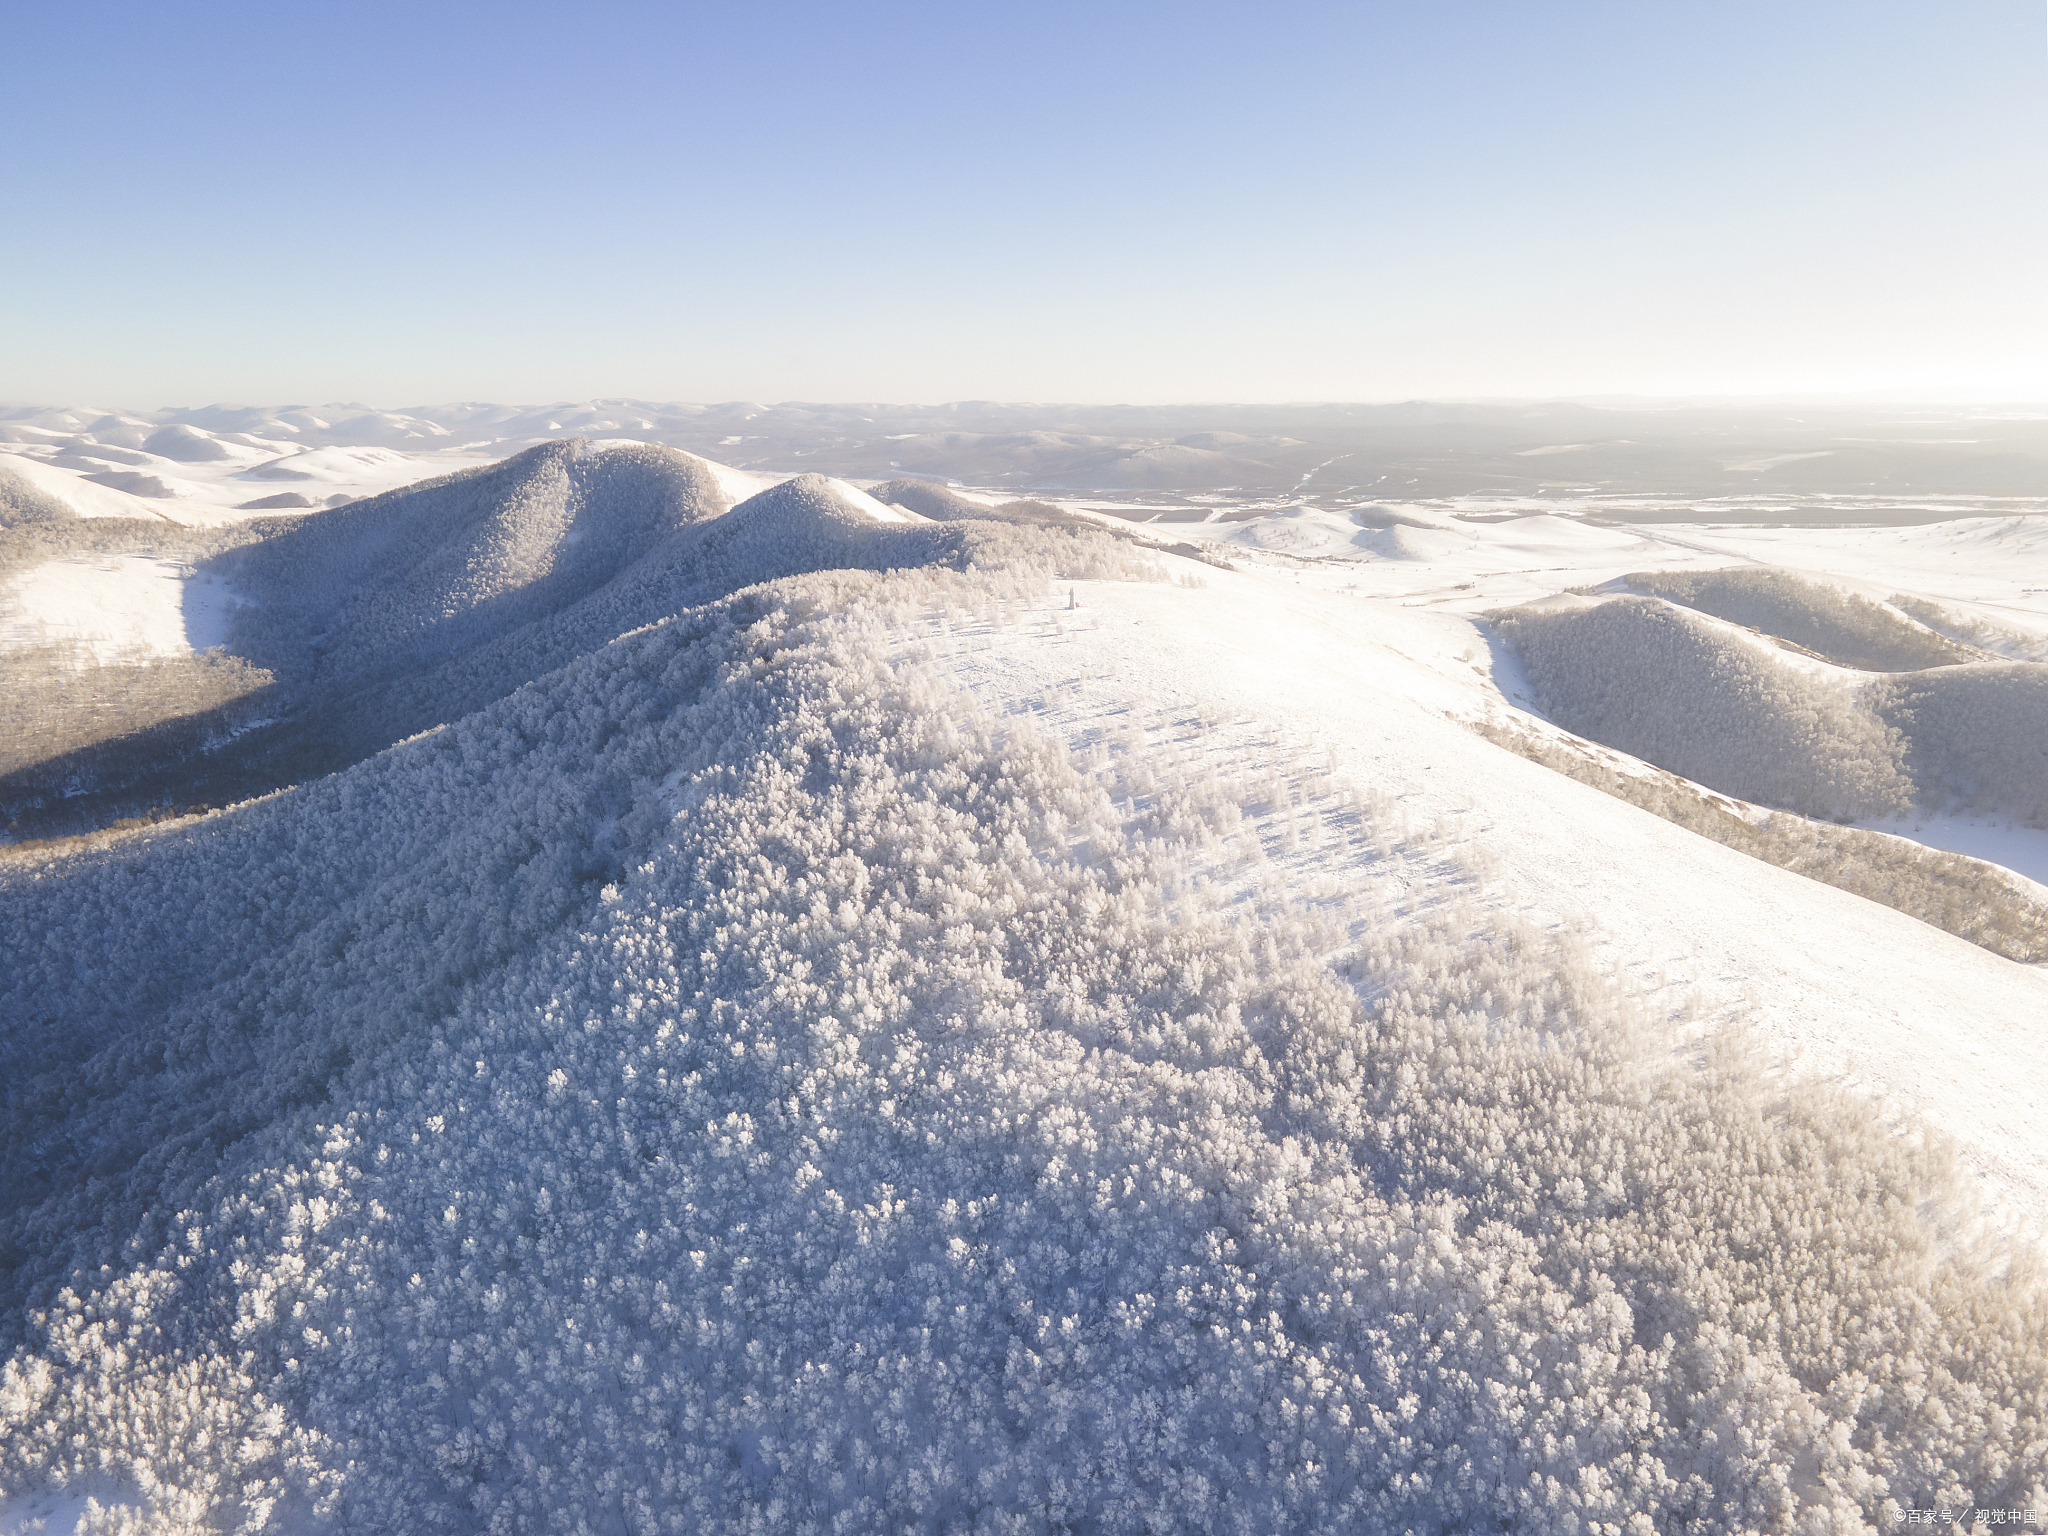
1872, 662, 2048, 827
3, 559, 2042, 1534
1493, 596, 1915, 820
1625, 567, 1975, 672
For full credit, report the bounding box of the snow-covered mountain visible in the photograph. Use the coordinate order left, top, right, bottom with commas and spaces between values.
10, 396, 2048, 511
3, 429, 2047, 1533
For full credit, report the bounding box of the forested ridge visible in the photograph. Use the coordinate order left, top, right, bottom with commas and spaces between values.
1497, 575, 2048, 830
0, 446, 1138, 839
2, 472, 2043, 1532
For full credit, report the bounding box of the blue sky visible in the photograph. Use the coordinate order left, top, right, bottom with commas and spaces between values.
3, 0, 2043, 405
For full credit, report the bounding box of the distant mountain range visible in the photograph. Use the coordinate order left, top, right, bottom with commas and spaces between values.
8, 397, 2048, 502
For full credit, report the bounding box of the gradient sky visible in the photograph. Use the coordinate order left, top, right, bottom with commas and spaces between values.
4, 0, 2045, 406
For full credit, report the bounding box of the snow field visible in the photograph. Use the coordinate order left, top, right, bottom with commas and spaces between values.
1853, 811, 2048, 893
1468, 716, 2048, 963
1491, 585, 2048, 838
0, 430, 491, 529
0, 557, 238, 664
1655, 517, 2048, 639
0, 456, 176, 524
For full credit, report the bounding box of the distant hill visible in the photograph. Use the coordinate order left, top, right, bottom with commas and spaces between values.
0, 445, 1146, 833
12, 397, 2048, 503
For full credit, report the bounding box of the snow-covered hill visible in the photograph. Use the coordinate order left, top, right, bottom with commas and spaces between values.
3, 432, 2046, 1533
11, 396, 2048, 511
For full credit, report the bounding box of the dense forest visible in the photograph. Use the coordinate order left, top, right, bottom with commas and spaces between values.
3, 458, 2043, 1531
1498, 576, 2048, 830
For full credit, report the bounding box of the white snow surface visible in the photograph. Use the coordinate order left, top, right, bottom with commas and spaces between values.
0, 432, 486, 527
822, 475, 924, 522
1855, 810, 2048, 895
234, 444, 423, 487
1, 556, 236, 661
925, 565, 2048, 1235
4, 550, 2044, 1531
0, 454, 178, 522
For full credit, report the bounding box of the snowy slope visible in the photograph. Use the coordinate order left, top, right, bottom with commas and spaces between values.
3, 433, 2047, 1533
916, 565, 2048, 1231
0, 453, 177, 522
0, 556, 235, 661
4, 553, 2045, 1533
0, 421, 488, 528
188, 461, 962, 800
0, 447, 1150, 837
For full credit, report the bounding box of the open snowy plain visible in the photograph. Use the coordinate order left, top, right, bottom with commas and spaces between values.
3, 405, 2046, 1532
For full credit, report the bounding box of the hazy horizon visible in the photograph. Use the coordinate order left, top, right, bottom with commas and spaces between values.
17, 394, 2048, 507
15, 389, 2048, 416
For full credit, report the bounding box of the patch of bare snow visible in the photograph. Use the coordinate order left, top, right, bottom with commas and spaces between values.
2, 557, 240, 662
818, 476, 924, 522
1856, 811, 2048, 896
